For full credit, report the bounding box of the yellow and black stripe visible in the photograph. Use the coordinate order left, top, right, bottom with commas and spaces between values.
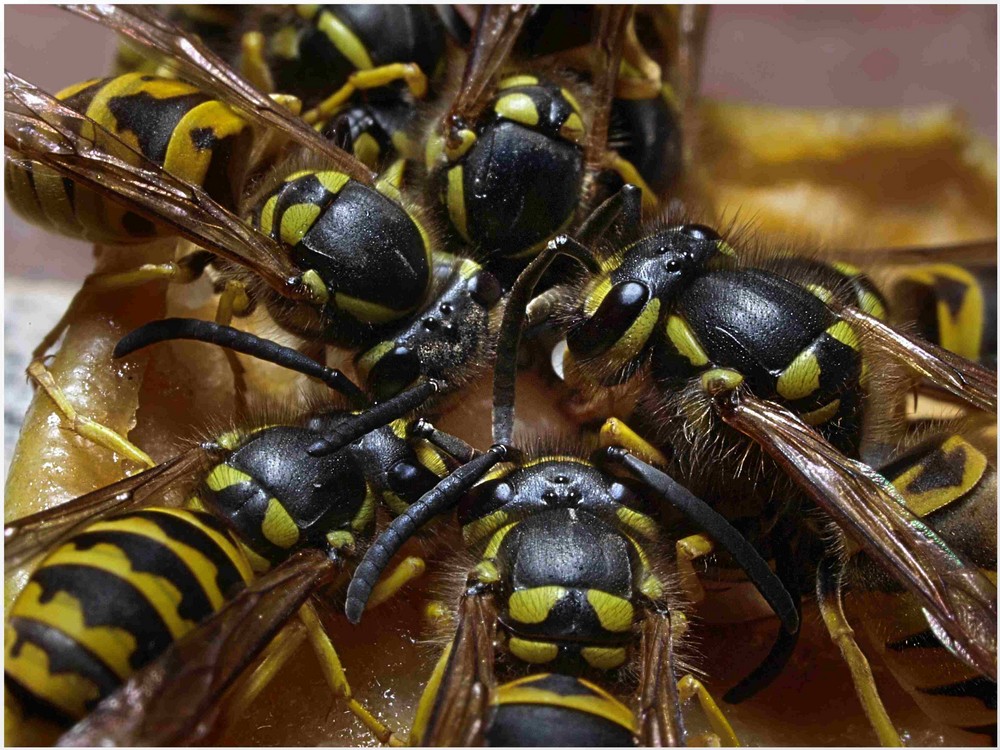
846, 434, 997, 738
6, 508, 253, 724
6, 73, 250, 244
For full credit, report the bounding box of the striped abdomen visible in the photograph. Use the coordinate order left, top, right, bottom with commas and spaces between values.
846, 435, 997, 738
6, 507, 253, 725
6, 72, 250, 244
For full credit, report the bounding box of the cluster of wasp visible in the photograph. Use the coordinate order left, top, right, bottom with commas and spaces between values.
4, 5, 997, 747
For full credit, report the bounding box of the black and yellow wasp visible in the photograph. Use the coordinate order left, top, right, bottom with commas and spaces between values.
5, 5, 503, 419
4, 336, 479, 746
333, 364, 799, 746
486, 184, 997, 741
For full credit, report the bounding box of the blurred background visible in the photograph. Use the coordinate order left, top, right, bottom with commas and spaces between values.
4, 5, 997, 468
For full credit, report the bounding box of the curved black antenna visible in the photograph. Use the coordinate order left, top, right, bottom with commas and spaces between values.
344, 445, 510, 624
492, 235, 601, 446
599, 446, 800, 635
724, 532, 802, 703
114, 318, 368, 408
306, 381, 440, 456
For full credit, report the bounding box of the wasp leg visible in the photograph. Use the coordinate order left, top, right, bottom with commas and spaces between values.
817, 555, 902, 747
299, 600, 402, 746
677, 673, 740, 747
213, 279, 252, 418
598, 417, 670, 465
604, 153, 659, 213
637, 610, 687, 746
675, 533, 714, 604
240, 31, 275, 93
409, 419, 481, 463
302, 63, 429, 125
423, 599, 454, 629
367, 556, 426, 610
32, 251, 214, 360
27, 360, 154, 471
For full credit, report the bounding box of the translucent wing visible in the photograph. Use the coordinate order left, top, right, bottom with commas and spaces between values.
838, 305, 997, 412
57, 548, 336, 747
4, 444, 219, 569
585, 6, 632, 170
65, 4, 376, 184
716, 389, 997, 680
5, 72, 314, 303
829, 238, 997, 267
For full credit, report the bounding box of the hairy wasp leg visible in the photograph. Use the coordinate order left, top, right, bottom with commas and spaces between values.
31, 251, 215, 360
598, 417, 670, 465
27, 360, 155, 471
302, 63, 428, 126
422, 600, 454, 629
240, 31, 275, 94
817, 555, 902, 747
299, 600, 403, 746
675, 533, 714, 603
217, 621, 308, 732
367, 556, 426, 610
677, 673, 740, 747
409, 420, 481, 463
214, 279, 252, 417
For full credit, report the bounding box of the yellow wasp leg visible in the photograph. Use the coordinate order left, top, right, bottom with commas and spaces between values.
605, 154, 660, 213
213, 279, 252, 418
240, 31, 276, 93
302, 63, 428, 125
299, 600, 403, 746
217, 620, 309, 729
817, 561, 902, 747
675, 533, 714, 603
367, 555, 426, 610
27, 360, 155, 471
599, 417, 670, 466
31, 257, 210, 360
422, 599, 454, 629
677, 674, 740, 747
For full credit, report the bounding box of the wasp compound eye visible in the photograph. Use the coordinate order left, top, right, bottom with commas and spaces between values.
367, 345, 421, 400
469, 271, 503, 307
678, 224, 720, 243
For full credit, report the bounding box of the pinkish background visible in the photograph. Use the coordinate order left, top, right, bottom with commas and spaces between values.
4, 5, 997, 283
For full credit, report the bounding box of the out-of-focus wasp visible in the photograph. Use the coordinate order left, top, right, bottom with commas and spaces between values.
488, 183, 997, 741
4, 336, 476, 746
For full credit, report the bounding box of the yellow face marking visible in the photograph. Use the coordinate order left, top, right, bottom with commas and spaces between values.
495, 93, 540, 127
584, 276, 614, 316
483, 521, 518, 560
826, 320, 860, 350
499, 74, 538, 89
615, 506, 659, 539
334, 291, 405, 324
603, 298, 661, 369
462, 510, 510, 548
4, 626, 103, 721
279, 203, 322, 246
317, 9, 374, 69
206, 463, 253, 492
665, 314, 709, 366
495, 678, 637, 731
892, 436, 988, 518
356, 340, 395, 382
508, 637, 559, 664
414, 441, 449, 478
559, 112, 585, 143
352, 132, 381, 168
586, 590, 635, 633
446, 165, 470, 241
508, 586, 567, 625
776, 349, 820, 400
800, 399, 841, 426
581, 646, 628, 670
261, 498, 300, 549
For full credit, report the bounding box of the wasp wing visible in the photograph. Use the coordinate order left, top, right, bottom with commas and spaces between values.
447, 5, 531, 125
838, 305, 997, 412
636, 612, 685, 746
56, 548, 336, 747
65, 4, 376, 185
5, 444, 219, 570
717, 390, 997, 680
5, 72, 316, 302
417, 591, 498, 746
828, 238, 997, 268
585, 6, 632, 172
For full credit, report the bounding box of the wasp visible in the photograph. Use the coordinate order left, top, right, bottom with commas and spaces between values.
5, 6, 503, 420
487, 183, 997, 741
4, 344, 476, 746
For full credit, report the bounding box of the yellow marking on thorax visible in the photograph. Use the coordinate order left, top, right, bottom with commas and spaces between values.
583, 276, 613, 316
462, 510, 511, 548
314, 170, 352, 194
665, 314, 709, 366
776, 348, 820, 401
508, 637, 559, 664
826, 320, 860, 350
9, 582, 137, 681
615, 505, 659, 539
806, 284, 834, 304
801, 399, 841, 426
499, 74, 538, 89
508, 586, 567, 625
316, 9, 373, 69
261, 498, 300, 548
586, 590, 635, 633
334, 291, 405, 324
206, 463, 253, 492
581, 645, 628, 670
279, 203, 322, 246
356, 340, 395, 382
859, 290, 887, 320
495, 93, 540, 127
483, 521, 519, 560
